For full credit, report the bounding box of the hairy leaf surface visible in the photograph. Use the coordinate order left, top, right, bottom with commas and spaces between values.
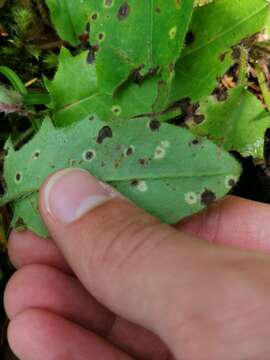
1, 117, 241, 237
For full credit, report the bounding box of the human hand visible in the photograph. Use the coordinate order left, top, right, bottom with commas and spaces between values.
5, 168, 270, 360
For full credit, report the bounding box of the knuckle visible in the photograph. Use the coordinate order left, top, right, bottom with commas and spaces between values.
78, 199, 170, 279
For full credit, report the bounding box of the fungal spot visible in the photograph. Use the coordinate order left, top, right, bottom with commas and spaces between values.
104, 0, 113, 7
185, 192, 198, 205
169, 26, 177, 40
225, 175, 238, 189
219, 53, 226, 62
111, 105, 122, 116
91, 12, 99, 21
130, 179, 148, 192
87, 50, 95, 64
189, 138, 200, 146
137, 181, 148, 192
154, 146, 166, 160
193, 114, 205, 124
139, 158, 147, 166
161, 140, 170, 148
98, 32, 105, 41
148, 119, 161, 131
125, 146, 135, 156
15, 171, 23, 184
201, 189, 216, 206
118, 2, 130, 21
155, 6, 161, 13
130, 179, 139, 187
89, 115, 95, 121
97, 126, 113, 144
82, 149, 96, 161
32, 149, 40, 159
185, 30, 195, 45
79, 31, 89, 43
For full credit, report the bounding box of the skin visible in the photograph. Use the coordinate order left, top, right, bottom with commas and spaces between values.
5, 172, 270, 359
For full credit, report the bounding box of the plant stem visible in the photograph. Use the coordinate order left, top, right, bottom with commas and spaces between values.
255, 63, 270, 112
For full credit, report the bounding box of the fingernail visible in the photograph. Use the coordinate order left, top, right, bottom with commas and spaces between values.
44, 168, 117, 223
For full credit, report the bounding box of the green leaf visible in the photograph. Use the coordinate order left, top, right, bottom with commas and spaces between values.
45, 0, 87, 46
190, 86, 270, 159
46, 0, 194, 93
87, 0, 194, 93
45, 48, 159, 126
0, 66, 27, 95
1, 117, 241, 237
170, 0, 270, 102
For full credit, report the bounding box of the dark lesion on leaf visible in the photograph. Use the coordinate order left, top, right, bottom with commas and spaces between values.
104, 0, 113, 6
117, 2, 131, 21
125, 146, 134, 156
91, 13, 99, 21
97, 126, 113, 144
139, 158, 148, 166
15, 172, 22, 183
200, 189, 216, 206
149, 119, 161, 131
130, 179, 139, 187
193, 114, 205, 125
86, 45, 99, 64
189, 138, 200, 146
185, 31, 195, 46
84, 150, 95, 161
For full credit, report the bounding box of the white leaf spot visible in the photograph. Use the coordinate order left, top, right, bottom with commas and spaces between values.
137, 181, 148, 192
154, 146, 166, 159
185, 192, 198, 205
82, 149, 96, 161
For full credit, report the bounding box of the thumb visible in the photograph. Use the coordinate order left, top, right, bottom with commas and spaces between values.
38, 169, 229, 345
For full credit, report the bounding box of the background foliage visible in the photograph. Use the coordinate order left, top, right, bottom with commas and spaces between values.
1, 0, 270, 358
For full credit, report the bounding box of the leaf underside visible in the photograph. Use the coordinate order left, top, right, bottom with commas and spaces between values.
2, 117, 241, 237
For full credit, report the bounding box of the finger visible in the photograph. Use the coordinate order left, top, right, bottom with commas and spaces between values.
4, 264, 170, 360
8, 230, 71, 273
39, 169, 245, 343
178, 195, 270, 252
4, 264, 114, 334
8, 309, 133, 360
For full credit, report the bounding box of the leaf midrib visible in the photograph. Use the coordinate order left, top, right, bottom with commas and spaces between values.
1, 170, 237, 206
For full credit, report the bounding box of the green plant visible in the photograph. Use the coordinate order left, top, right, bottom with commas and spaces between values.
1, 0, 270, 237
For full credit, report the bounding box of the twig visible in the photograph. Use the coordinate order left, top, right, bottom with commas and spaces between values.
255, 63, 270, 112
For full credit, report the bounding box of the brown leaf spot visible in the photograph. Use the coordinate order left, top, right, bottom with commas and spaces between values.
104, 0, 113, 6
139, 158, 147, 166
118, 2, 130, 21
130, 179, 139, 187
193, 114, 205, 124
97, 126, 113, 144
126, 146, 134, 156
149, 119, 161, 131
185, 31, 195, 45
201, 189, 216, 206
